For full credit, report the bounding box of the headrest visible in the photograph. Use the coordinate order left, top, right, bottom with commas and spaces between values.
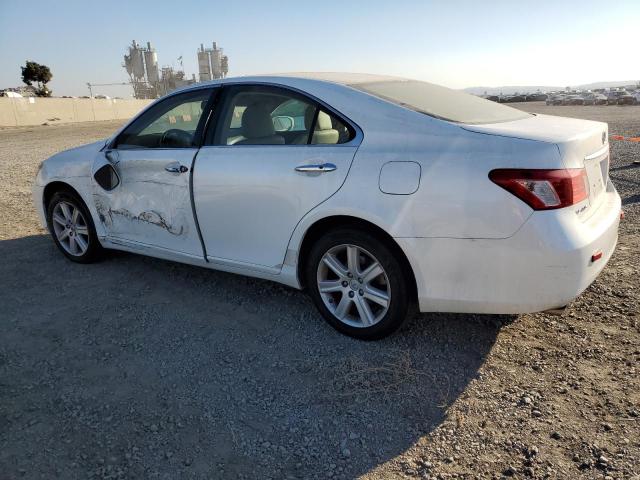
316, 111, 333, 131
242, 104, 275, 138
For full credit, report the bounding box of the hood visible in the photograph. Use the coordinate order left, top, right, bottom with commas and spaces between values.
42, 140, 105, 179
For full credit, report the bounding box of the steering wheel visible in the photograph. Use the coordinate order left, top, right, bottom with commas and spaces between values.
160, 129, 193, 148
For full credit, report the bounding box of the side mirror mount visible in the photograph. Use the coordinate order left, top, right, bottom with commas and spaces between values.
105, 149, 119, 165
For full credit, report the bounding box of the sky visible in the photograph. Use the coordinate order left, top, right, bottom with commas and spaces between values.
0, 0, 638, 97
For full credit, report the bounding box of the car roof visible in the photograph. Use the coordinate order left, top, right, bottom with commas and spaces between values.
262, 72, 404, 85
162, 73, 404, 133
180, 73, 408, 95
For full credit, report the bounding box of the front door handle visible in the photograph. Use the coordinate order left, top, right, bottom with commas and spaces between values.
294, 163, 337, 173
165, 164, 189, 173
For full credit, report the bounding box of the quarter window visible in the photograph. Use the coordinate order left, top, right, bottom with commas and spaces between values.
311, 109, 353, 145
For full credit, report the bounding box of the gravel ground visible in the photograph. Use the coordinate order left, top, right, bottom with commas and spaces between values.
0, 103, 638, 479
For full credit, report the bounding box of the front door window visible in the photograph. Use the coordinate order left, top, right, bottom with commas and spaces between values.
116, 89, 212, 149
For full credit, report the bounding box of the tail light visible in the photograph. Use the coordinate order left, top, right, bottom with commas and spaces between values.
489, 168, 589, 210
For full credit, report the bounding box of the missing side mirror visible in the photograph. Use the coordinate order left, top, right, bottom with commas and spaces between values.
94, 164, 120, 191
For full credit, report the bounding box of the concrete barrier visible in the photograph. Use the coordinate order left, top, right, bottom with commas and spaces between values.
0, 97, 153, 127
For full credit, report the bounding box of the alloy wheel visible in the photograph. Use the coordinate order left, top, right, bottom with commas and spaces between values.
316, 244, 391, 328
51, 201, 90, 256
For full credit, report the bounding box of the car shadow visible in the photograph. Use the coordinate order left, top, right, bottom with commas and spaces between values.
1, 234, 511, 479
609, 162, 640, 173
621, 193, 640, 206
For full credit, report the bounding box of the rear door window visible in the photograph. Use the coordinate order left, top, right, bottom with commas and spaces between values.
207, 85, 356, 146
212, 86, 317, 146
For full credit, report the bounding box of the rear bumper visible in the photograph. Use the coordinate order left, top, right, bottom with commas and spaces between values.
398, 188, 621, 314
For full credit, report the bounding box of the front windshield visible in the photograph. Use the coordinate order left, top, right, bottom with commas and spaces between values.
352, 79, 531, 125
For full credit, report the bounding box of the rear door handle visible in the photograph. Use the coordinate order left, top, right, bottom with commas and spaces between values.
294, 163, 337, 173
165, 164, 189, 173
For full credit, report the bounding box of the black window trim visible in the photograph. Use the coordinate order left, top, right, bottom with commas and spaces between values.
105, 85, 220, 151
306, 108, 321, 145
201, 82, 362, 148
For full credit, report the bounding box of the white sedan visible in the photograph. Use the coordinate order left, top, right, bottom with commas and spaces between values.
33, 73, 621, 339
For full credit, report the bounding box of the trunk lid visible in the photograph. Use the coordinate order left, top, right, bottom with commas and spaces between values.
462, 113, 609, 218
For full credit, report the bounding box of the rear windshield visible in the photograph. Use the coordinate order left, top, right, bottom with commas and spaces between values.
352, 80, 531, 124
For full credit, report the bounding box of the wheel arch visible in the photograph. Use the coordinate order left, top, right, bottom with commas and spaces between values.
42, 181, 85, 211
42, 180, 102, 237
296, 215, 418, 302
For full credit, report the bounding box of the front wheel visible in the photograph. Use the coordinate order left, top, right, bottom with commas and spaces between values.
306, 229, 410, 340
46, 191, 104, 263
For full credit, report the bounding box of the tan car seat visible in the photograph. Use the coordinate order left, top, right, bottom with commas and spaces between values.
311, 111, 339, 144
293, 108, 340, 145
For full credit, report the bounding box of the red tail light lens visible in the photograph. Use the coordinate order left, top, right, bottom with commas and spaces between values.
489, 168, 589, 210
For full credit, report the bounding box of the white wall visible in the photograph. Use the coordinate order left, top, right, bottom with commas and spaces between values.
0, 97, 153, 127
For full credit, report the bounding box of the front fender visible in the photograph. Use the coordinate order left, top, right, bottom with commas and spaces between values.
32, 141, 107, 238
33, 177, 105, 236
35, 140, 105, 185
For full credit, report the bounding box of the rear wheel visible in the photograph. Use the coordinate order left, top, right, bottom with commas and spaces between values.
306, 229, 409, 340
46, 191, 104, 263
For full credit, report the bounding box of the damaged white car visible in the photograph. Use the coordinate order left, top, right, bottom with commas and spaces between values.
33, 74, 621, 339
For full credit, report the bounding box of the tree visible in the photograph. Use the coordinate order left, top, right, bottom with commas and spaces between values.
21, 61, 53, 97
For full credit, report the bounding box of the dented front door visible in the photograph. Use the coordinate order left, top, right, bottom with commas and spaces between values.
92, 148, 203, 256
90, 87, 215, 257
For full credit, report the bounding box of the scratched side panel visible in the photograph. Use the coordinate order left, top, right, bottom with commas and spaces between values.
91, 149, 203, 256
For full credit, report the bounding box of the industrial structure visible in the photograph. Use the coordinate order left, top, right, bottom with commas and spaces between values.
123, 40, 228, 99
123, 41, 160, 99
197, 42, 229, 82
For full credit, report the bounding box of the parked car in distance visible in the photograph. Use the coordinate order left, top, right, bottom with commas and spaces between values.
562, 94, 585, 106
501, 94, 525, 103
617, 91, 636, 105
546, 94, 565, 105
607, 90, 635, 105
526, 93, 547, 102
582, 93, 608, 105
1, 90, 23, 98
32, 73, 621, 339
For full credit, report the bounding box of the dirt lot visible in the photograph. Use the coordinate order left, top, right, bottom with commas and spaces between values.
1, 103, 638, 479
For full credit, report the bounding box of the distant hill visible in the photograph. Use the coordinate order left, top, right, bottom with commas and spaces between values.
464, 80, 638, 95
577, 80, 639, 91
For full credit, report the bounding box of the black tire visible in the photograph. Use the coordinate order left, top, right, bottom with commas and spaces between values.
305, 228, 410, 340
46, 190, 104, 263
